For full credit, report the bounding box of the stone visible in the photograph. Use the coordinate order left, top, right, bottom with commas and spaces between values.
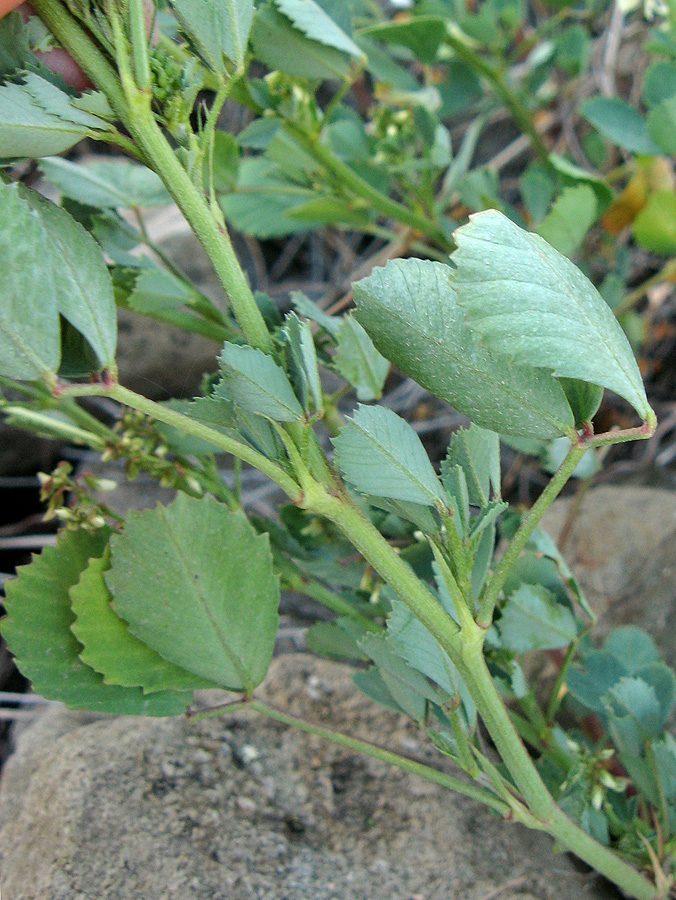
0, 656, 614, 900
542, 485, 676, 665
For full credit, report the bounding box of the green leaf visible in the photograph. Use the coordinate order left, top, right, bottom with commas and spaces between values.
333, 404, 445, 507
536, 186, 597, 258
643, 62, 676, 108
40, 156, 171, 209
274, 0, 364, 58
442, 424, 500, 508
71, 549, 218, 694
499, 584, 577, 653
127, 268, 193, 314
169, 0, 254, 71
333, 314, 390, 401
647, 96, 676, 157
21, 186, 117, 370
292, 291, 340, 336
581, 97, 660, 156
605, 627, 660, 673
387, 600, 474, 721
559, 377, 604, 428
357, 633, 437, 719
305, 620, 368, 661
280, 313, 323, 415
0, 181, 60, 379
0, 73, 112, 159
217, 342, 304, 422
605, 677, 662, 755
633, 190, 676, 255
451, 210, 651, 421
357, 16, 447, 65
354, 258, 575, 438
106, 494, 280, 694
220, 157, 317, 239
251, 3, 353, 79
547, 154, 613, 212
287, 196, 373, 228
566, 649, 627, 713
1, 529, 188, 715
352, 666, 408, 716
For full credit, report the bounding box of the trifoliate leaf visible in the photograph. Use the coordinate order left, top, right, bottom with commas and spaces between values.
442, 425, 501, 508
71, 549, 219, 694
40, 156, 171, 209
1, 529, 188, 715
106, 494, 280, 694
354, 258, 574, 438
217, 342, 304, 422
499, 584, 577, 654
451, 210, 651, 421
0, 72, 112, 158
333, 404, 445, 507
333, 314, 390, 401
169, 0, 254, 71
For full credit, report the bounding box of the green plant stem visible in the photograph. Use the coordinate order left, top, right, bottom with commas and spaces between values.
457, 647, 657, 900
283, 122, 452, 250
545, 635, 584, 724
33, 0, 272, 355
304, 483, 657, 900
443, 32, 549, 162
0, 406, 107, 449
61, 382, 302, 502
190, 698, 512, 817
477, 443, 588, 629
128, 0, 151, 91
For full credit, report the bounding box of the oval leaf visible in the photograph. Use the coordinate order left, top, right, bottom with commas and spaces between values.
0, 181, 60, 379
22, 186, 117, 369
71, 549, 219, 694
170, 0, 254, 71
106, 494, 280, 694
354, 257, 574, 438
0, 529, 188, 715
217, 342, 304, 422
333, 404, 446, 507
451, 210, 651, 421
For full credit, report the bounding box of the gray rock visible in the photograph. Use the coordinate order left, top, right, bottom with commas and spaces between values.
542, 485, 676, 665
0, 656, 613, 900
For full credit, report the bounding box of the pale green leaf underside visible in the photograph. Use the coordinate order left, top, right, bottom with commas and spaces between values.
106, 494, 280, 693
443, 424, 500, 508
452, 210, 650, 420
217, 342, 304, 422
274, 0, 364, 58
354, 258, 574, 438
0, 73, 111, 159
251, 4, 353, 80
334, 314, 390, 401
170, 0, 254, 71
41, 156, 171, 209
333, 404, 445, 507
71, 550, 219, 694
22, 186, 117, 369
0, 182, 60, 379
1, 529, 188, 716
499, 584, 577, 654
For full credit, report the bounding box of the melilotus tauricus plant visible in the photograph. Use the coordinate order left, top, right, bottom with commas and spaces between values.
1, 2, 675, 898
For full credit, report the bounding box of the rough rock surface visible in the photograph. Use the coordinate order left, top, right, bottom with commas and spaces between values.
542, 485, 676, 665
0, 656, 613, 900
